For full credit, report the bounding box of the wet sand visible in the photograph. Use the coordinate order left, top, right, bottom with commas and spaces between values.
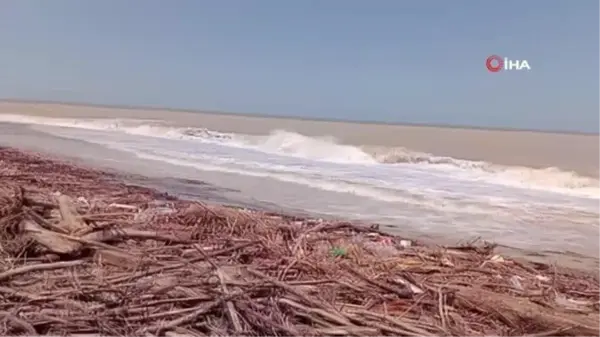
0, 123, 600, 270
0, 123, 331, 220
0, 101, 598, 269
1, 100, 598, 177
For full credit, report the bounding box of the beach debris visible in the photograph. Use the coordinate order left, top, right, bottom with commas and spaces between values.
0, 146, 598, 337
399, 239, 412, 248
330, 246, 348, 258
378, 236, 393, 245
509, 275, 524, 291
393, 276, 425, 294
440, 256, 455, 267
107, 202, 139, 211
536, 274, 551, 282
554, 293, 596, 313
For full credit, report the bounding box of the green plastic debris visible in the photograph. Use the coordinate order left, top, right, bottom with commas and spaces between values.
330, 246, 347, 258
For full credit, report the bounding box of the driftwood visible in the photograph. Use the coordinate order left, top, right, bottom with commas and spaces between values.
456, 287, 599, 336
0, 147, 598, 336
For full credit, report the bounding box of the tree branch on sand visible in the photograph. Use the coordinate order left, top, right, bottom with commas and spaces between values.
0, 147, 598, 336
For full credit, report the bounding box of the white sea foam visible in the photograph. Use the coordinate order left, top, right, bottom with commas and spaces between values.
2, 112, 597, 260
1, 113, 596, 199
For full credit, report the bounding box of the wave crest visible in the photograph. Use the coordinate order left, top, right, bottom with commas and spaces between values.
365, 146, 488, 168
245, 130, 376, 164
362, 145, 598, 193
0, 114, 597, 198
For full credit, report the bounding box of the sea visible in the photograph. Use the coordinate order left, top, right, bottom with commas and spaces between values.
0, 102, 598, 268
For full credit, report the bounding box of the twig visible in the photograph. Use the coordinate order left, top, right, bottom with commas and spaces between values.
237, 303, 301, 335
438, 287, 447, 330
0, 260, 84, 282
0, 310, 37, 335
523, 326, 578, 336
278, 298, 351, 326
150, 291, 243, 335
349, 309, 438, 336
24, 207, 68, 234
342, 264, 414, 299
83, 227, 191, 244
247, 268, 340, 314
107, 241, 258, 284
216, 269, 243, 333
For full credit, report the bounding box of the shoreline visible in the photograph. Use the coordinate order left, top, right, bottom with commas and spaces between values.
1, 101, 598, 178
3, 98, 598, 136
2, 129, 597, 268
2, 139, 598, 267
0, 146, 598, 336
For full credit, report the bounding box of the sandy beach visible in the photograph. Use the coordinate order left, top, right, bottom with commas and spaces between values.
0, 102, 598, 335
0, 101, 598, 269
1, 0, 596, 332
0, 146, 598, 336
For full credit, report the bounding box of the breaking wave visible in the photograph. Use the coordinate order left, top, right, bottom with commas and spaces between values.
248, 130, 599, 196
0, 114, 597, 198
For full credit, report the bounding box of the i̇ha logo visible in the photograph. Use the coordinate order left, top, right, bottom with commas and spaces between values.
486, 55, 531, 73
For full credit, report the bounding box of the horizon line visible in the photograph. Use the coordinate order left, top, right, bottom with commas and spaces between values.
1, 98, 598, 136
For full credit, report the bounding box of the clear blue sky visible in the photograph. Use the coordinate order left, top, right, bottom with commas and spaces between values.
0, 0, 598, 133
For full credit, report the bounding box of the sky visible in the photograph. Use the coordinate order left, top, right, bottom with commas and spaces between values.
0, 0, 598, 133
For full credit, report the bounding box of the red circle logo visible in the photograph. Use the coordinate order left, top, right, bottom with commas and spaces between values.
486, 55, 503, 72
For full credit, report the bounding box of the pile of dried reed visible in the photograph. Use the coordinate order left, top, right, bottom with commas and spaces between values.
0, 147, 598, 336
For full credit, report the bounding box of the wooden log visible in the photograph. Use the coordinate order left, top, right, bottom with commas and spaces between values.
57, 195, 88, 233
20, 220, 81, 255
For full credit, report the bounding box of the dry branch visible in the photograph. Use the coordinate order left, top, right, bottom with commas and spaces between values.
0, 146, 598, 337
57, 194, 88, 233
